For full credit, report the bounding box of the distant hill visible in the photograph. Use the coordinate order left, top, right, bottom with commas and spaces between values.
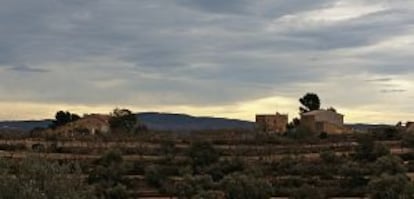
136, 112, 255, 131
0, 120, 52, 132
0, 113, 255, 132
0, 113, 396, 134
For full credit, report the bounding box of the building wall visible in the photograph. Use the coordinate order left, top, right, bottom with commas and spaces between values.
407, 122, 414, 133
316, 121, 347, 134
312, 111, 344, 126
300, 110, 346, 134
301, 115, 316, 133
256, 114, 288, 133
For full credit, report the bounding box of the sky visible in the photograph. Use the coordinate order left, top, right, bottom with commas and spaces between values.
0, 0, 413, 124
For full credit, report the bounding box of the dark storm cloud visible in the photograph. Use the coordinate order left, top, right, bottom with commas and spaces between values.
0, 0, 413, 110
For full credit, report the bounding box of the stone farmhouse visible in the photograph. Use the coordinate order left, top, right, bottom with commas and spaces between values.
255, 112, 288, 134
72, 114, 111, 135
300, 109, 348, 134
42, 114, 111, 137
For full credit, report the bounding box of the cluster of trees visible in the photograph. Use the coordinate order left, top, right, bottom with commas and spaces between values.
46, 108, 147, 136
109, 108, 138, 134
108, 108, 148, 134
50, 111, 80, 128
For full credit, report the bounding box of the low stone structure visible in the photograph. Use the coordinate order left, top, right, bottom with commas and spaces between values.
73, 114, 111, 135
255, 112, 288, 134
300, 109, 347, 134
41, 114, 111, 137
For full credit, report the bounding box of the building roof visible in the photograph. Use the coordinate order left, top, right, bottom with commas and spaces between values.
52, 114, 110, 133
256, 112, 288, 117
301, 109, 343, 116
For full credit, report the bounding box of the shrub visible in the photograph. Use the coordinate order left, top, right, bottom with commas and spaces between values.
187, 141, 219, 173
319, 132, 328, 139
206, 158, 246, 181
88, 150, 128, 199
166, 175, 215, 198
320, 150, 339, 164
271, 156, 299, 175
159, 140, 177, 162
368, 174, 414, 199
221, 173, 272, 199
144, 164, 181, 188
0, 157, 91, 199
144, 165, 166, 188
354, 134, 390, 162
339, 161, 369, 188
372, 155, 406, 176
31, 143, 46, 152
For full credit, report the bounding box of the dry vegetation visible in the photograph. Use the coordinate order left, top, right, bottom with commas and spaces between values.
0, 127, 414, 199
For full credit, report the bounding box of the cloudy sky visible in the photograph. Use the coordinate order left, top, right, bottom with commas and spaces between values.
1, 0, 414, 123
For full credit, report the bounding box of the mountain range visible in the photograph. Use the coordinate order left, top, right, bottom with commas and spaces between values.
0, 112, 390, 133
0, 112, 255, 132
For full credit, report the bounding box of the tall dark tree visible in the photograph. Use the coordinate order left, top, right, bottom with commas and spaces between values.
299, 93, 321, 113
